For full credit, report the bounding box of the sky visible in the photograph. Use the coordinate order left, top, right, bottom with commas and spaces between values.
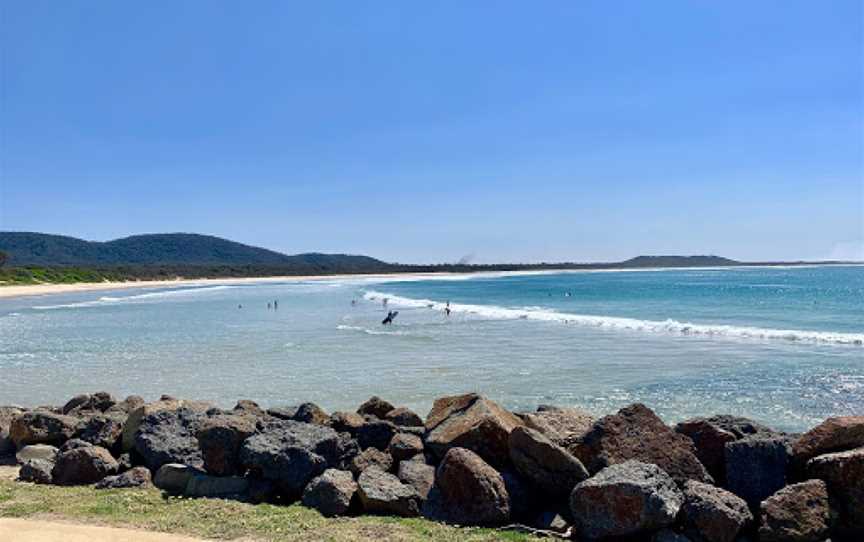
1, 1, 862, 264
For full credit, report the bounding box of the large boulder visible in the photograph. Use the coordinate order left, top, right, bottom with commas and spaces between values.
355, 419, 397, 451
95, 466, 152, 489
0, 406, 23, 456
572, 403, 712, 484
153, 463, 199, 493
267, 403, 330, 426
16, 444, 58, 464
522, 405, 595, 451
51, 445, 119, 485
349, 448, 393, 476
428, 447, 510, 526
385, 407, 423, 427
65, 392, 117, 415
675, 415, 775, 485
569, 460, 684, 540
680, 480, 752, 542
196, 414, 256, 476
18, 459, 54, 484
330, 411, 365, 434
121, 398, 213, 452
508, 425, 588, 498
388, 432, 423, 462
792, 416, 864, 468
233, 399, 265, 417
240, 420, 354, 497
302, 468, 358, 517
76, 414, 125, 451
357, 467, 420, 517
424, 393, 523, 470
805, 446, 864, 537
185, 473, 249, 498
134, 407, 204, 471
398, 459, 435, 501
9, 411, 79, 448
724, 435, 791, 509
357, 396, 395, 419
758, 480, 830, 542
62, 394, 91, 414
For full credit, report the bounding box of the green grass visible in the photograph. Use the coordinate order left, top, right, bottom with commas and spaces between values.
0, 479, 538, 541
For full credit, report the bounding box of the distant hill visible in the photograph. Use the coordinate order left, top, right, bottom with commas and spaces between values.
0, 232, 387, 273
619, 255, 740, 268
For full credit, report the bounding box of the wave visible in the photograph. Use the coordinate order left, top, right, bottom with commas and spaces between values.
362, 291, 864, 346
33, 285, 236, 310
336, 324, 414, 336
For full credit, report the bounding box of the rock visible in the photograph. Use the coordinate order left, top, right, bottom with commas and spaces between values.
16, 444, 58, 464
109, 395, 145, 415
59, 438, 93, 452
385, 407, 423, 427
508, 425, 588, 498
572, 403, 712, 484
680, 480, 752, 542
534, 510, 569, 534
154, 463, 200, 493
424, 393, 523, 470
196, 415, 256, 476
569, 460, 684, 540
431, 447, 510, 526
500, 470, 532, 521
117, 453, 133, 471
62, 394, 91, 414
356, 419, 397, 451
522, 405, 595, 451
397, 460, 435, 501
357, 466, 420, 516
18, 459, 54, 484
74, 392, 117, 414
724, 435, 791, 509
10, 411, 79, 448
759, 480, 830, 542
240, 420, 352, 497
233, 399, 265, 417
247, 478, 276, 504
95, 466, 152, 489
302, 468, 358, 516
267, 403, 330, 426
330, 411, 365, 434
0, 406, 23, 456
792, 416, 864, 468
185, 473, 250, 498
805, 446, 864, 537
51, 445, 119, 485
134, 407, 204, 471
349, 448, 393, 476
76, 415, 125, 451
121, 398, 213, 452
388, 432, 423, 462
675, 415, 775, 485
654, 529, 694, 542
357, 396, 395, 419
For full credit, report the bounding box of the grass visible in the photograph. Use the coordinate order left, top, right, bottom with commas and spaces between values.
0, 478, 538, 541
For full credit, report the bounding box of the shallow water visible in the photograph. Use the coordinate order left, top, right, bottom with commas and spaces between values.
1, 266, 862, 432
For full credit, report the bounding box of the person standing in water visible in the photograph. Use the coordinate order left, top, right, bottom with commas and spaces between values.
267, 302, 271, 310
274, 300, 278, 310
445, 300, 451, 316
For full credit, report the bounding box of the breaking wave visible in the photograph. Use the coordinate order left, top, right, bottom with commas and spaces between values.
33, 285, 236, 310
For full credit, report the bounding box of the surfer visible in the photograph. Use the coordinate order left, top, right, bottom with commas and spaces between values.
274, 300, 278, 310
383, 298, 389, 308
351, 299, 357, 306
267, 302, 271, 310
382, 310, 398, 325
445, 300, 451, 316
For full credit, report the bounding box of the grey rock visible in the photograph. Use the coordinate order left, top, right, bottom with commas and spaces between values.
10, 411, 80, 448
134, 407, 204, 471
534, 510, 569, 534
397, 460, 435, 501
508, 425, 588, 498
76, 414, 125, 451
357, 466, 420, 517
51, 445, 119, 485
680, 480, 752, 542
357, 396, 395, 419
185, 473, 249, 498
95, 466, 152, 489
724, 435, 791, 509
388, 432, 423, 462
16, 444, 58, 464
196, 414, 256, 476
654, 529, 694, 542
385, 407, 423, 427
522, 405, 595, 451
349, 447, 393, 476
18, 459, 54, 484
62, 394, 91, 414
302, 468, 358, 516
59, 438, 93, 453
154, 463, 199, 493
233, 399, 265, 417
356, 419, 397, 451
570, 460, 684, 540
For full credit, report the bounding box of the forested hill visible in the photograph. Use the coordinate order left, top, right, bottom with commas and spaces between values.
0, 232, 388, 273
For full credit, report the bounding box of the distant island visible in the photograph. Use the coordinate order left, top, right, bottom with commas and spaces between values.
0, 231, 855, 286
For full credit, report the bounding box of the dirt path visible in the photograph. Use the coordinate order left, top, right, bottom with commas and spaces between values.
0, 519, 212, 542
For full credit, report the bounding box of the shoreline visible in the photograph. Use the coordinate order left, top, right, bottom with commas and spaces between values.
1, 262, 860, 300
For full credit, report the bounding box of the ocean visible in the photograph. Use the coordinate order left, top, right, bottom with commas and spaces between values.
1, 265, 861, 432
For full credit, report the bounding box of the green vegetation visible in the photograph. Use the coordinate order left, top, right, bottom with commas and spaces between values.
0, 267, 129, 285
0, 479, 536, 541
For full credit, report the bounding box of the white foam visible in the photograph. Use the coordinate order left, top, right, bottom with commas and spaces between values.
362, 290, 864, 346
33, 285, 236, 310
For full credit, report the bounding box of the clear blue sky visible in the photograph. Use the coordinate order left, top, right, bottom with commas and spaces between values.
1, 1, 862, 263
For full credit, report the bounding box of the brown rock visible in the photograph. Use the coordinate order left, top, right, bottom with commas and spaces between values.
233, 399, 265, 417
572, 403, 712, 484
357, 466, 420, 516
508, 425, 588, 498
95, 466, 152, 489
398, 460, 435, 501
196, 414, 256, 476
522, 405, 594, 451
51, 445, 119, 485
76, 414, 125, 451
680, 480, 752, 542
758, 480, 830, 542
424, 393, 523, 470
431, 447, 510, 526
792, 416, 864, 467
121, 398, 213, 452
357, 396, 395, 419
806, 446, 864, 537
388, 432, 423, 462
10, 411, 80, 448
385, 407, 423, 427
302, 468, 358, 517
350, 447, 393, 476
0, 406, 24, 456
330, 411, 365, 434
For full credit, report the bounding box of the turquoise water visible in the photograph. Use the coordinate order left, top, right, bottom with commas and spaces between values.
1, 266, 862, 432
